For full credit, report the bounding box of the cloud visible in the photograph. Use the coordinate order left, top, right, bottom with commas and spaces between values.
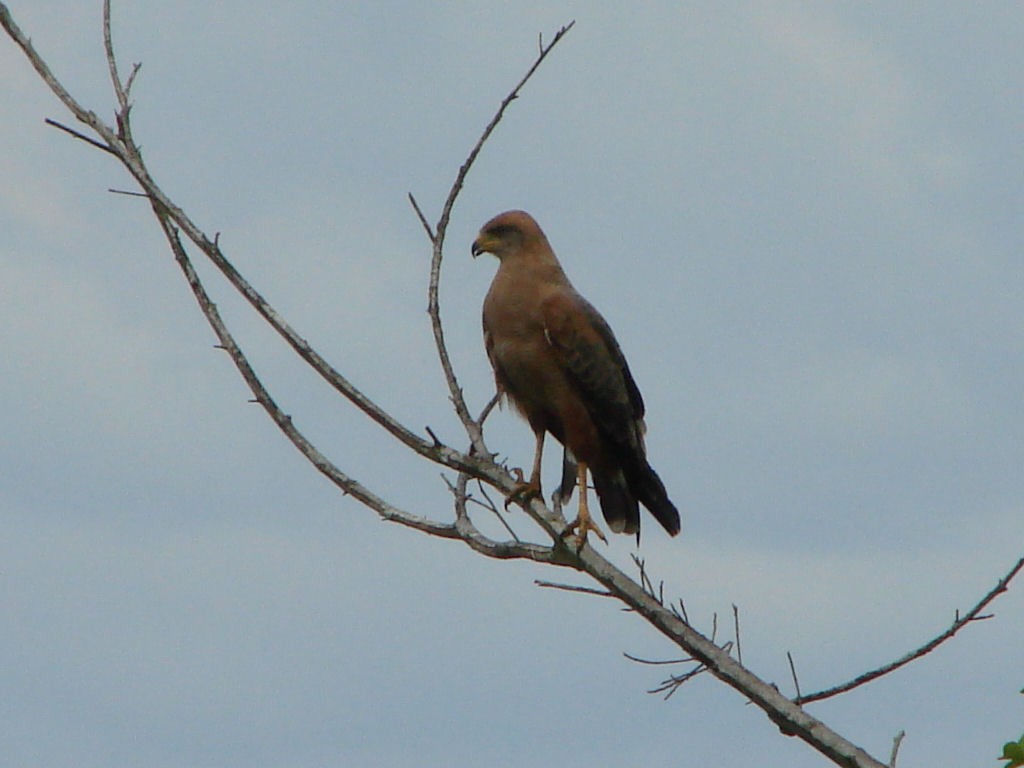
753, 4, 971, 200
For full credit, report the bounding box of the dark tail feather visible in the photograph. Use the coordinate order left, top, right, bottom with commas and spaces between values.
627, 461, 681, 537
553, 448, 578, 507
592, 469, 640, 536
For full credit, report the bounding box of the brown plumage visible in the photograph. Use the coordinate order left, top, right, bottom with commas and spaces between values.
471, 210, 680, 543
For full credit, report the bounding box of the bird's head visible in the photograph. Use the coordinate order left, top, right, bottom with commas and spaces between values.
471, 210, 543, 261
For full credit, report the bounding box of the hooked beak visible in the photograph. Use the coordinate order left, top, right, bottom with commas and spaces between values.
471, 232, 500, 258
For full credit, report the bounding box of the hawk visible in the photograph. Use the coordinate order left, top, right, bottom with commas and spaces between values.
472, 210, 680, 544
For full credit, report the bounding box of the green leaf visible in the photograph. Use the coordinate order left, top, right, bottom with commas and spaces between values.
1002, 737, 1024, 767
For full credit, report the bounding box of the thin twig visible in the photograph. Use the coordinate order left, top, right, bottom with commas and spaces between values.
732, 604, 743, 666
486, 501, 520, 541
435, 20, 575, 241
787, 651, 802, 701
44, 118, 115, 155
651, 665, 709, 700
465, 479, 520, 541
535, 580, 615, 598
407, 192, 435, 241
622, 652, 692, 666
632, 554, 661, 601
471, 478, 501, 513
425, 426, 443, 447
477, 391, 501, 426
677, 598, 690, 624
888, 731, 905, 768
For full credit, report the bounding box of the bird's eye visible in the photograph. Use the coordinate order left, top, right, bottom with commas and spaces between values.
488, 224, 515, 239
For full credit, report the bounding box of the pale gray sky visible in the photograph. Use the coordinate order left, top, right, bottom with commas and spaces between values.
2, 3, 1022, 767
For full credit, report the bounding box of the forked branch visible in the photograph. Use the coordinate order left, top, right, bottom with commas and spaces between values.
417, 20, 576, 458
0, 3, 489, 484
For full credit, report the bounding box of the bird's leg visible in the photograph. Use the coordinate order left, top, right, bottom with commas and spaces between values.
505, 431, 544, 508
563, 461, 608, 548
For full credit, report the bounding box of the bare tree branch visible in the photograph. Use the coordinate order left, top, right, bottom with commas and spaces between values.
149, 203, 460, 542
152, 191, 564, 566
797, 554, 1024, 705
418, 21, 576, 459
1, 3, 493, 485
570, 546, 886, 766
448, 470, 569, 564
